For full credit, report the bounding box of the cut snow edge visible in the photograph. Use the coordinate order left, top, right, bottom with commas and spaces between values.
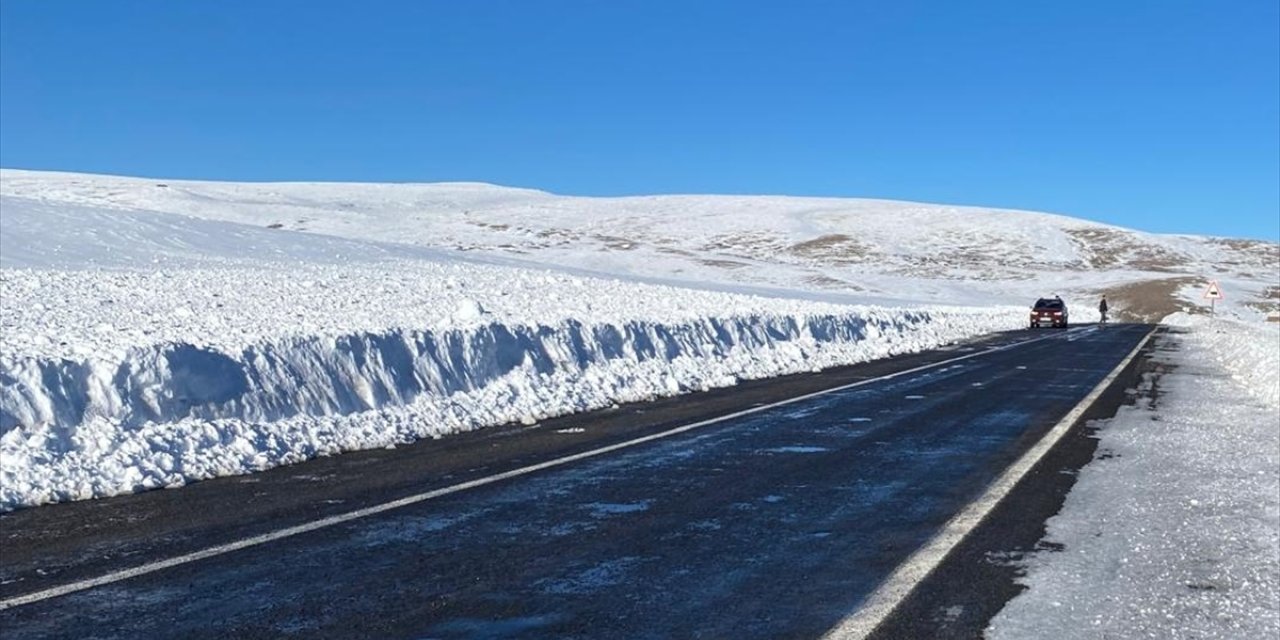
1, 306, 1021, 510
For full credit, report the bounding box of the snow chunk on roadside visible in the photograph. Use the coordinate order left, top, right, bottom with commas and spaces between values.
454, 298, 487, 322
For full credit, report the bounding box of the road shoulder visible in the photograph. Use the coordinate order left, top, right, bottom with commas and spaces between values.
867, 327, 1166, 639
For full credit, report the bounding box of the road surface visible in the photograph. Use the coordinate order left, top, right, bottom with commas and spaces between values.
0, 324, 1155, 639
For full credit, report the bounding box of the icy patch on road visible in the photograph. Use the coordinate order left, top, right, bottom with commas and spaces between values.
584, 502, 651, 518
428, 614, 568, 638
536, 557, 645, 595
762, 446, 829, 454
988, 317, 1280, 639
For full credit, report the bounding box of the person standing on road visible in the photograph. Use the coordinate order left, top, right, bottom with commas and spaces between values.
1099, 296, 1109, 324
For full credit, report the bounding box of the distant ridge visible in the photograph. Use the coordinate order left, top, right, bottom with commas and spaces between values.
3, 168, 1275, 320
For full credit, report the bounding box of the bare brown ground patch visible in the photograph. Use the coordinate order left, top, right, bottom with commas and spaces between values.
1242, 286, 1280, 317
1206, 238, 1279, 274
786, 234, 874, 264
697, 259, 751, 270
591, 235, 640, 251
653, 246, 696, 258
467, 221, 512, 232
1242, 300, 1280, 316
1093, 277, 1205, 322
803, 274, 862, 290
701, 232, 777, 252
1065, 228, 1188, 272
1212, 238, 1278, 254
1065, 228, 1124, 269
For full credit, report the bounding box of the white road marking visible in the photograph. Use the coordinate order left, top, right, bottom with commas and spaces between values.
0, 332, 1067, 612
820, 326, 1155, 640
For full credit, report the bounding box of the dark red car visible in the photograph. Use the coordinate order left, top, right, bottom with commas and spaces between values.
1030, 297, 1069, 328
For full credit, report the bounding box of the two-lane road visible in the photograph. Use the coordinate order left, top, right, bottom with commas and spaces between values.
0, 324, 1154, 639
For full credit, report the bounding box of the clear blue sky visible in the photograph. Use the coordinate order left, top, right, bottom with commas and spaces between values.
2, 1, 1277, 240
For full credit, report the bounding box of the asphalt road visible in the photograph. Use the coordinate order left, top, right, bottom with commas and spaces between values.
0, 323, 1154, 639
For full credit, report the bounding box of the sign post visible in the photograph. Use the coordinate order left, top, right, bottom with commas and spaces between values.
1203, 280, 1224, 315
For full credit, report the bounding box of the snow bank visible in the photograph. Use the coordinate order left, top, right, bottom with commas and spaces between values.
0, 189, 1033, 510
988, 316, 1280, 638
0, 259, 1021, 510
1163, 312, 1280, 408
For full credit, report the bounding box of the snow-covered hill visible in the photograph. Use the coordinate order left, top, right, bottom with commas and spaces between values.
1, 169, 1274, 510
3, 169, 1275, 316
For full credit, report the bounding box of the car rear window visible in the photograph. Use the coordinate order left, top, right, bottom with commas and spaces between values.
1035, 299, 1064, 309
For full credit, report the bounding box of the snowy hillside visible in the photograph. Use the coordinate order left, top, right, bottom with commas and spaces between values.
3, 169, 1275, 318
1, 170, 1274, 510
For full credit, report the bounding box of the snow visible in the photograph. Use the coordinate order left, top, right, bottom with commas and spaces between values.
988, 315, 1280, 638
0, 258, 1020, 510
3, 168, 1273, 314
1, 169, 1277, 636
0, 178, 1033, 511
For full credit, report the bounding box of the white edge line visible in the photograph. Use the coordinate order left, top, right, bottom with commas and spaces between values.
0, 331, 1065, 611
820, 325, 1157, 640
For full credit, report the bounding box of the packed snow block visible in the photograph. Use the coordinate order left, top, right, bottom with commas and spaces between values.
119, 346, 249, 426
0, 359, 99, 434
0, 307, 1022, 509
0, 347, 246, 433
1, 313, 904, 434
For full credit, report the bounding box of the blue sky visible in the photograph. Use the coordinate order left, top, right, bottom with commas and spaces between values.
1, 1, 1277, 240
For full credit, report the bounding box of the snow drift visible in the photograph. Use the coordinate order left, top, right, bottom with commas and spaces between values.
2, 308, 1001, 432
0, 303, 1019, 510
0, 189, 1027, 510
